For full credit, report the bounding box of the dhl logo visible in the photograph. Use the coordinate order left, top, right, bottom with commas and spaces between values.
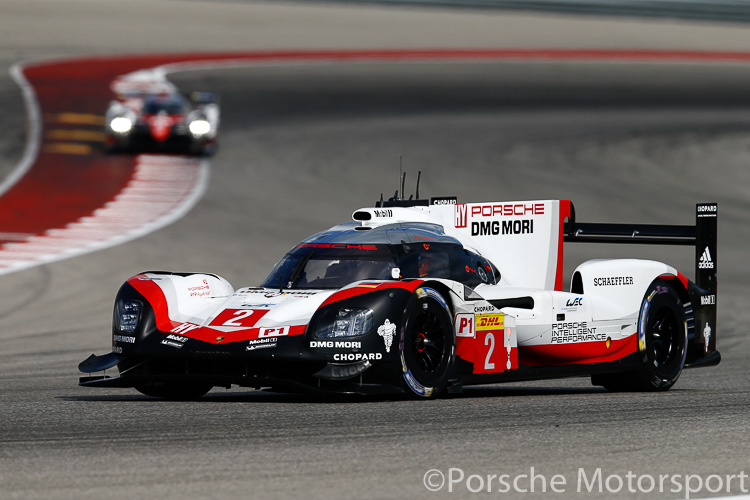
476, 313, 504, 331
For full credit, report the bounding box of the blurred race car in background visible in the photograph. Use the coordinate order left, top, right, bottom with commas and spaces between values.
104, 90, 219, 155
78, 177, 719, 400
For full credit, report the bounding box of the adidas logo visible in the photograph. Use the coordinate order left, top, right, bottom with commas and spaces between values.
698, 247, 714, 269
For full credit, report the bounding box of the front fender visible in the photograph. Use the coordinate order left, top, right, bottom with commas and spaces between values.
111, 271, 234, 355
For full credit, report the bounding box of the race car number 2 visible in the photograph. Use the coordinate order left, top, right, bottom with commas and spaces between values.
210, 309, 269, 328
474, 313, 507, 374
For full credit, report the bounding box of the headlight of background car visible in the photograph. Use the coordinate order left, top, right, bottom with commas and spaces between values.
188, 119, 211, 137
113, 300, 142, 333
313, 307, 374, 339
109, 116, 133, 134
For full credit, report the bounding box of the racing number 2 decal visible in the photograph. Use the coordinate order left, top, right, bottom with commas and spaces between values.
210, 309, 269, 328
223, 309, 255, 326
484, 332, 496, 370
474, 313, 512, 374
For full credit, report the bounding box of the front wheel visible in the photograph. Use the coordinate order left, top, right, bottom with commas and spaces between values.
595, 280, 687, 391
400, 287, 455, 399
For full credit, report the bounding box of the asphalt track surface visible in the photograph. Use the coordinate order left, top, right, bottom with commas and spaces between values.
2, 3, 750, 500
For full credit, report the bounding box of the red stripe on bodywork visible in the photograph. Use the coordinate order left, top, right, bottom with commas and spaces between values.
518, 336, 635, 366
677, 272, 689, 290
175, 324, 306, 344
128, 275, 174, 331
456, 336, 476, 365
144, 114, 182, 141
677, 271, 689, 290
556, 200, 573, 291
127, 276, 306, 343
320, 280, 424, 308
663, 272, 690, 290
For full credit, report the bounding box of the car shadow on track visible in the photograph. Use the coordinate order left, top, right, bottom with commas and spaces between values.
62, 384, 608, 404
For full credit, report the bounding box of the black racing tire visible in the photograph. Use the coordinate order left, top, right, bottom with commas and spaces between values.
399, 287, 455, 399
135, 382, 212, 400
596, 280, 687, 392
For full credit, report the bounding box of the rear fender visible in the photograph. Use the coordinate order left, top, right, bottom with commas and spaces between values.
572, 259, 678, 320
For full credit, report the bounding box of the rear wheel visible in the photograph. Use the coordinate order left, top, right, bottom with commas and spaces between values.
400, 287, 455, 399
135, 382, 212, 400
595, 280, 687, 391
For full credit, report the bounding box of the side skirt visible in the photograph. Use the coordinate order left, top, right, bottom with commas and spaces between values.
458, 352, 639, 386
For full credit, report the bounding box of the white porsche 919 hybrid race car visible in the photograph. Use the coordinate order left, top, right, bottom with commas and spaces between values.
79, 181, 719, 399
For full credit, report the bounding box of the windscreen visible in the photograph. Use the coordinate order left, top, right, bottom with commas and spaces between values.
261, 244, 398, 290
261, 241, 500, 289
143, 96, 185, 115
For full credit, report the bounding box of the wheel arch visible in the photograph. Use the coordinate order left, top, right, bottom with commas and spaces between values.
399, 282, 457, 398
595, 275, 689, 391
414, 280, 457, 317
573, 259, 683, 320
655, 273, 690, 302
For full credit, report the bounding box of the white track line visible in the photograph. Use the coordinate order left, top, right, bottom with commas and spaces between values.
1, 64, 42, 199
0, 154, 208, 275
1, 60, 212, 276
3, 53, 577, 277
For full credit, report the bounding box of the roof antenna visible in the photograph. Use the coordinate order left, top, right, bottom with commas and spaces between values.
415, 170, 421, 200
399, 155, 403, 200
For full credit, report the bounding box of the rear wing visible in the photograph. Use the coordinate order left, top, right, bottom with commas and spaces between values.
563, 202, 717, 295
563, 201, 718, 365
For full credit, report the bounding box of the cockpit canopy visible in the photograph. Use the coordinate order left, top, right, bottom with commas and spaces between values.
142, 94, 186, 115
261, 242, 500, 290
